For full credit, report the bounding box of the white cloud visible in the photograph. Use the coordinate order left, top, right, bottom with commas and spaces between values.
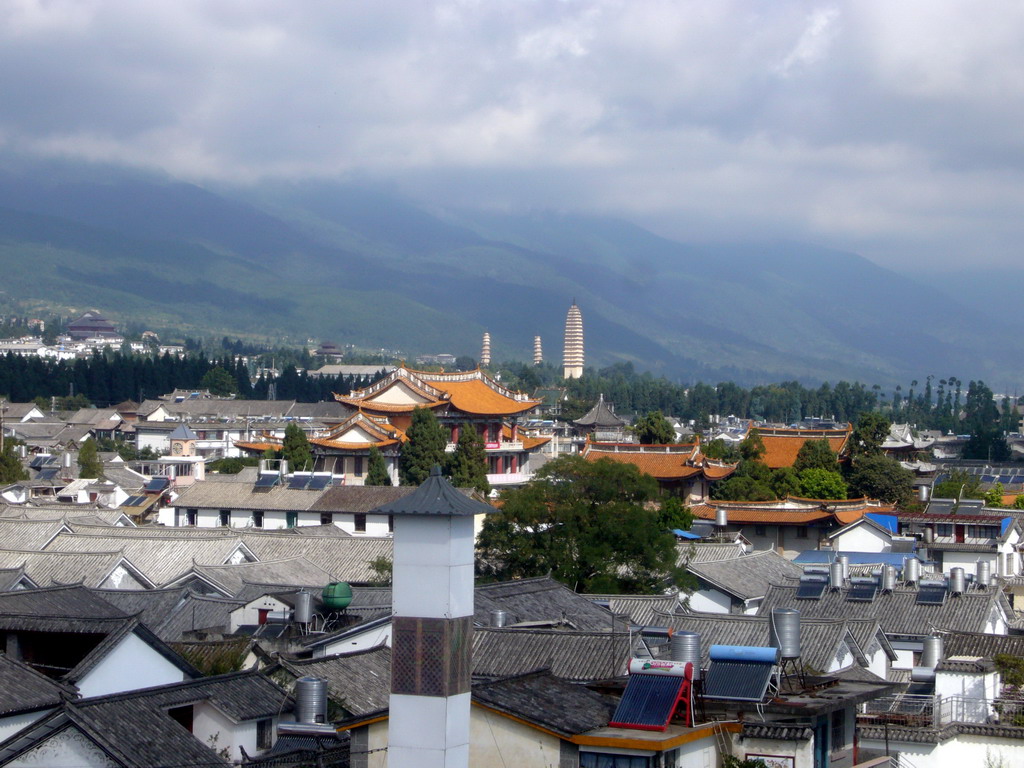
1, 1, 1024, 267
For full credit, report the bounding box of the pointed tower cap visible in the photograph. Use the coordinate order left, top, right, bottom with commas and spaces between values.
370, 465, 494, 517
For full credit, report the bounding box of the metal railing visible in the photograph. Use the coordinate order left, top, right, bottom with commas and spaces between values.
860, 694, 1024, 729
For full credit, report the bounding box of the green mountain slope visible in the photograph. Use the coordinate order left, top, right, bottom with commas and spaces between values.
0, 167, 1016, 385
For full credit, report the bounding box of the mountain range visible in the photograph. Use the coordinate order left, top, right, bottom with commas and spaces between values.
0, 159, 1016, 387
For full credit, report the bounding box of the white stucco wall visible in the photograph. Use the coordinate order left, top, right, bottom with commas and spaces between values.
318, 623, 392, 657
471, 706, 563, 768
738, 734, 814, 768
76, 632, 187, 698
860, 733, 1024, 767
8, 726, 117, 767
943, 551, 996, 575
831, 524, 890, 553
193, 701, 259, 763
99, 564, 147, 590
687, 587, 733, 614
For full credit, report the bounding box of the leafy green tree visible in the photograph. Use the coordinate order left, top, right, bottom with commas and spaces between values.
845, 454, 912, 506
738, 429, 766, 462
281, 423, 313, 472
702, 438, 739, 462
77, 438, 103, 480
200, 366, 238, 397
798, 468, 848, 500
851, 411, 891, 456
634, 410, 676, 445
985, 482, 1006, 508
933, 469, 984, 500
659, 496, 694, 531
399, 407, 448, 485
962, 380, 1010, 461
0, 440, 27, 483
1014, 495, 1024, 511
712, 474, 776, 501
445, 425, 490, 494
365, 446, 392, 486
368, 556, 393, 586
769, 467, 801, 498
476, 456, 684, 593
794, 438, 839, 472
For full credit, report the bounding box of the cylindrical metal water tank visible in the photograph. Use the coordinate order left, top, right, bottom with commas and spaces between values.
670, 631, 702, 680
769, 608, 801, 660
295, 677, 328, 724
715, 508, 728, 528
838, 555, 850, 581
999, 554, 1010, 578
923, 527, 933, 544
904, 557, 921, 583
922, 635, 943, 669
919, 484, 931, 503
294, 591, 313, 624
977, 560, 992, 588
830, 561, 844, 589
882, 565, 897, 592
490, 609, 507, 628
950, 567, 966, 595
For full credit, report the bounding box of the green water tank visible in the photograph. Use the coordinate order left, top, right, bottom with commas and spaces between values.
322, 581, 353, 611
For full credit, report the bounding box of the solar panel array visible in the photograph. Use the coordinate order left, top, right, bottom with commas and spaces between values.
609, 673, 687, 731
145, 477, 170, 493
308, 476, 332, 491
796, 578, 828, 600
702, 660, 775, 702
124, 495, 148, 506
917, 584, 948, 605
254, 474, 280, 489
847, 583, 878, 602
35, 468, 59, 481
288, 475, 312, 490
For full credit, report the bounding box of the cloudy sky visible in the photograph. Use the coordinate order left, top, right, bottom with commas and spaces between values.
2, 0, 1023, 269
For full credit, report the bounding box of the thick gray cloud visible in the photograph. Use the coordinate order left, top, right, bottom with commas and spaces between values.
2, 0, 1023, 267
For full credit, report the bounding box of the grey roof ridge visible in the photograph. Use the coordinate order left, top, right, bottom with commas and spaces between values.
0, 652, 78, 710
74, 667, 286, 708
278, 642, 390, 668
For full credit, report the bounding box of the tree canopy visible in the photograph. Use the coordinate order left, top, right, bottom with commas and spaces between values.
634, 410, 676, 445
446, 425, 490, 494
399, 407, 448, 485
365, 446, 392, 486
933, 469, 984, 500
476, 455, 686, 593
77, 438, 103, 480
0, 440, 27, 484
200, 366, 238, 397
280, 423, 312, 472
798, 468, 848, 500
845, 454, 913, 506
793, 438, 839, 473
851, 411, 890, 457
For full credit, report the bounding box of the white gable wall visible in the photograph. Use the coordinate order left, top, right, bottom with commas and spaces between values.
687, 587, 733, 614
7, 725, 117, 768
193, 701, 264, 762
76, 632, 187, 698
830, 523, 891, 553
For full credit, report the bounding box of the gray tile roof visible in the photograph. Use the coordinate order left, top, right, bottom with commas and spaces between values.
758, 583, 1007, 636
472, 628, 634, 682
475, 576, 625, 631
659, 612, 884, 673
0, 518, 70, 550
0, 653, 76, 716
44, 532, 254, 585
237, 535, 392, 584
679, 541, 747, 564
583, 594, 684, 626
938, 630, 1024, 659
184, 557, 333, 596
0, 505, 128, 525
0, 548, 150, 588
0, 671, 289, 768
88, 586, 244, 641
0, 584, 129, 618
310, 485, 422, 513
472, 669, 615, 737
277, 645, 391, 718
172, 480, 326, 511
686, 550, 804, 600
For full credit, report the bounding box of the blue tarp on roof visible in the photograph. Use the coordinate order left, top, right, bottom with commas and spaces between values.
672, 529, 701, 539
865, 513, 899, 533
1003, 517, 1013, 535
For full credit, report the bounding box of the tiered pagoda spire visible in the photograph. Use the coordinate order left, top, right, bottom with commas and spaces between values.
480, 331, 491, 368
562, 300, 584, 379
533, 335, 543, 366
